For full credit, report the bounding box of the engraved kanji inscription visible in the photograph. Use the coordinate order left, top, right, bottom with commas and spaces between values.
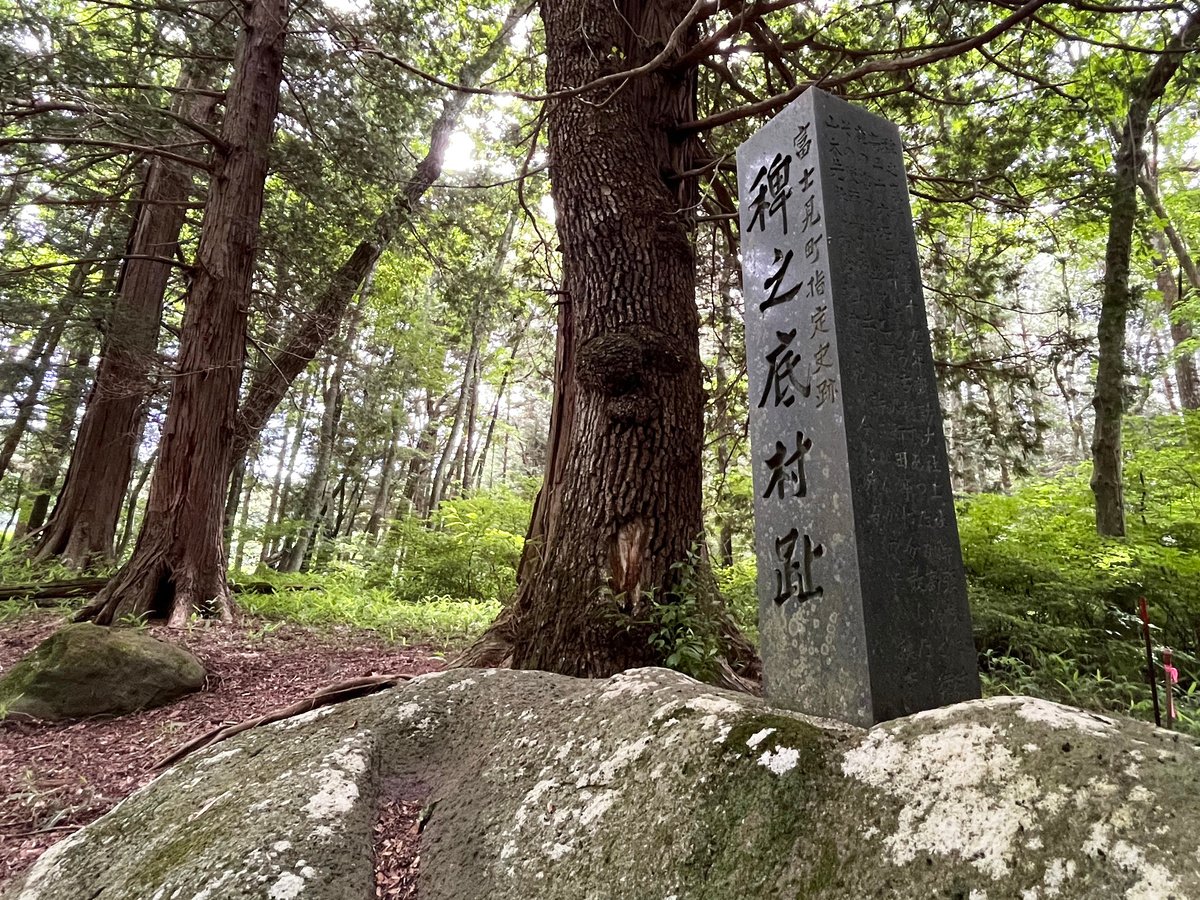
763, 430, 813, 499
760, 248, 802, 312
747, 153, 794, 234
772, 528, 824, 605
758, 328, 810, 408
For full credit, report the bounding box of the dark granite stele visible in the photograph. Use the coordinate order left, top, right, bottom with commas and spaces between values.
737, 87, 980, 727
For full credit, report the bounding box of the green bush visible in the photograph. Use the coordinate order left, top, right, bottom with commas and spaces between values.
370, 487, 530, 604
961, 413, 1200, 734
714, 556, 758, 645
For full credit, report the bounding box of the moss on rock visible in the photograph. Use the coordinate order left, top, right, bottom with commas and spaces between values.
0, 622, 205, 720
6, 668, 1200, 900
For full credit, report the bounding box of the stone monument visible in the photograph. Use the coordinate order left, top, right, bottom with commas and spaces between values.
737, 88, 980, 727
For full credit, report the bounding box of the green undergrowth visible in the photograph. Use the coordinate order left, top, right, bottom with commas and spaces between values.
960, 414, 1200, 735
236, 571, 500, 648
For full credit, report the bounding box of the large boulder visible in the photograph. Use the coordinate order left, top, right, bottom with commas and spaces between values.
0, 622, 205, 720
7, 667, 1199, 899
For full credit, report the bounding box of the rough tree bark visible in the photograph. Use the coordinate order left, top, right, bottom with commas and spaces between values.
1090, 7, 1200, 537
463, 0, 755, 681
79, 0, 288, 625
33, 59, 222, 568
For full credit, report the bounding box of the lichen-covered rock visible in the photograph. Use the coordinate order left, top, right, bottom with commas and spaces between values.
0, 622, 205, 720
7, 668, 1200, 900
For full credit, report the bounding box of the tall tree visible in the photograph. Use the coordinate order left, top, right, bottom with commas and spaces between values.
33, 58, 222, 568
80, 0, 288, 625
471, 0, 721, 677
1090, 6, 1200, 536
464, 0, 1067, 678
225, 3, 527, 517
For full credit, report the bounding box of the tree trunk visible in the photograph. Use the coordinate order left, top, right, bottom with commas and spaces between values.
0, 308, 72, 484
1139, 169, 1200, 410
283, 347, 348, 574
283, 306, 359, 571
258, 426, 288, 565
232, 469, 256, 572
1052, 360, 1087, 458
428, 335, 480, 512
983, 378, 1011, 491
19, 336, 95, 537
265, 377, 314, 562
711, 259, 739, 567
466, 0, 753, 679
33, 59, 222, 568
459, 350, 482, 493
1090, 8, 1200, 537
1145, 228, 1200, 409
115, 443, 154, 559
402, 397, 442, 518
79, 0, 288, 625
471, 314, 531, 487
365, 405, 404, 538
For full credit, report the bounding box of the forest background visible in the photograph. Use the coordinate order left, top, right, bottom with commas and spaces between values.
1, 0, 1199, 732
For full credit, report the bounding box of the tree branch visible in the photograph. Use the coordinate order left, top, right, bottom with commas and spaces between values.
678, 0, 1060, 134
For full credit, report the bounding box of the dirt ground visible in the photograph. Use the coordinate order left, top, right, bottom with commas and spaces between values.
0, 608, 444, 890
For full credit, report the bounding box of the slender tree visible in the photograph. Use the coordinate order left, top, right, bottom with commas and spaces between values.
225, 3, 527, 515
80, 0, 289, 625
1090, 6, 1200, 536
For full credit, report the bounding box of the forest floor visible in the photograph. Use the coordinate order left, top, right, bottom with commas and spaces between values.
0, 608, 445, 890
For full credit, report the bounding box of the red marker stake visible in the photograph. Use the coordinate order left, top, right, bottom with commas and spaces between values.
1163, 648, 1178, 730
1138, 597, 1162, 728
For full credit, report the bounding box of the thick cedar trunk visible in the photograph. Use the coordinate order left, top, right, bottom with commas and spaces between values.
79, 0, 287, 625
228, 7, 523, 478
1091, 9, 1200, 536
34, 62, 222, 568
469, 0, 750, 678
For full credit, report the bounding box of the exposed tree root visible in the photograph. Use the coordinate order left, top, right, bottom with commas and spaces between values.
155, 673, 411, 769
0, 578, 315, 605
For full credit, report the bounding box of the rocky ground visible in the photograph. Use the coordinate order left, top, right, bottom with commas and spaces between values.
0, 608, 443, 890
